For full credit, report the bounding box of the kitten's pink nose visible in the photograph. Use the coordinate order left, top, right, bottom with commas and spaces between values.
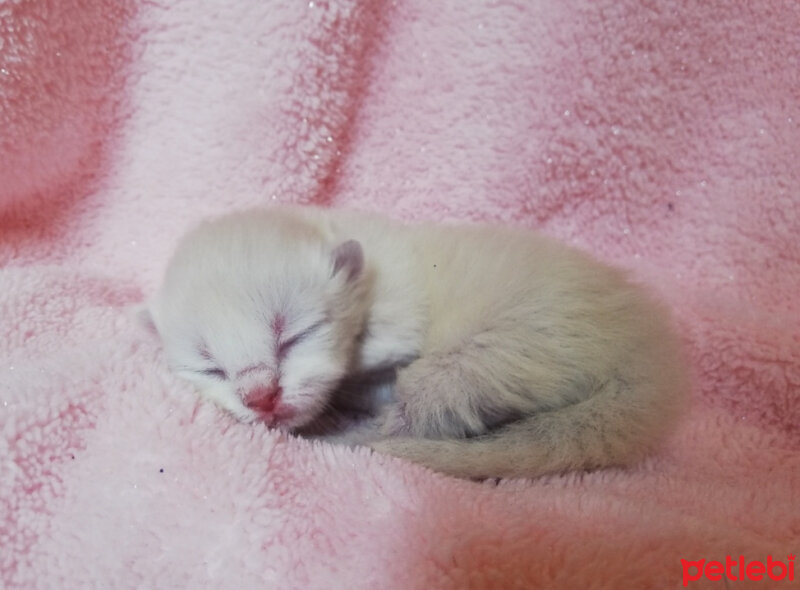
244, 384, 282, 414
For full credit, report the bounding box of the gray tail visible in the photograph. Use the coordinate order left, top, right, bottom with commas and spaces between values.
371, 377, 684, 479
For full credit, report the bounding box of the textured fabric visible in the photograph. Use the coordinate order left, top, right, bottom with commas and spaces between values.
1, 1, 798, 588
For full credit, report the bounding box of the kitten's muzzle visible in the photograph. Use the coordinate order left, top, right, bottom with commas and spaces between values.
243, 383, 282, 414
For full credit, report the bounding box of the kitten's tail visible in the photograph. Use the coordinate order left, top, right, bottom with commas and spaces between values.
370, 376, 685, 480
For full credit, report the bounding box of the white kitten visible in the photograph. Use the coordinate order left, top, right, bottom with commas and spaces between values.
144, 206, 688, 479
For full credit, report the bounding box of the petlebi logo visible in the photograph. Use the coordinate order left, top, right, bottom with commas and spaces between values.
681, 554, 795, 586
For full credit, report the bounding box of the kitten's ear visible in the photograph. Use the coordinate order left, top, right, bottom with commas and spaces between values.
331, 240, 364, 282
133, 303, 160, 337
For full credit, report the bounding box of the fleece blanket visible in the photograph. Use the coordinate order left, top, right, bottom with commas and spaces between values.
1, 0, 798, 588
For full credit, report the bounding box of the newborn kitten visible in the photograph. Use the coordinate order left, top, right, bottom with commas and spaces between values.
143, 206, 687, 479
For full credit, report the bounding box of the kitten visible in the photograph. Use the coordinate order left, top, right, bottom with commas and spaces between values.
143, 206, 688, 479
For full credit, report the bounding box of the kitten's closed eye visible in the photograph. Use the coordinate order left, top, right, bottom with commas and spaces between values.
201, 367, 228, 380
277, 320, 327, 359
173, 364, 228, 382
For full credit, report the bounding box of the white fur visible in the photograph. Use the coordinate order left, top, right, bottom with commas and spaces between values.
146, 206, 688, 479
147, 209, 371, 428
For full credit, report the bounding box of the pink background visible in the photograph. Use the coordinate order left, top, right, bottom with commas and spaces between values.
2, 1, 798, 588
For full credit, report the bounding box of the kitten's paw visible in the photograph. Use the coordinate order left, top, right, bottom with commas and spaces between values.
392, 362, 488, 438
377, 398, 457, 438
377, 402, 413, 437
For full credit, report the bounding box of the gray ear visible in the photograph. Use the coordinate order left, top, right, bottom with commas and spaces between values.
331, 240, 364, 282
133, 303, 159, 336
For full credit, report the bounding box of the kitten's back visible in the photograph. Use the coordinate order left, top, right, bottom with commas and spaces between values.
372, 221, 687, 478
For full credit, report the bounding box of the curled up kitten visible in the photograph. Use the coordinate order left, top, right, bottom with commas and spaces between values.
142, 206, 688, 479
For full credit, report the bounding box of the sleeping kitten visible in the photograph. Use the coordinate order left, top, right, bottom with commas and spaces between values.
142, 206, 688, 479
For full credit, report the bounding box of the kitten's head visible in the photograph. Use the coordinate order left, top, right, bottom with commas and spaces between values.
143, 208, 371, 429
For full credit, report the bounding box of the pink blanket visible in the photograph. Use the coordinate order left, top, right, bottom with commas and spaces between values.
2, 1, 798, 588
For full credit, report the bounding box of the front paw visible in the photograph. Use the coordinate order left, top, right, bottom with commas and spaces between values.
392, 361, 486, 438
377, 397, 474, 439
377, 402, 413, 437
